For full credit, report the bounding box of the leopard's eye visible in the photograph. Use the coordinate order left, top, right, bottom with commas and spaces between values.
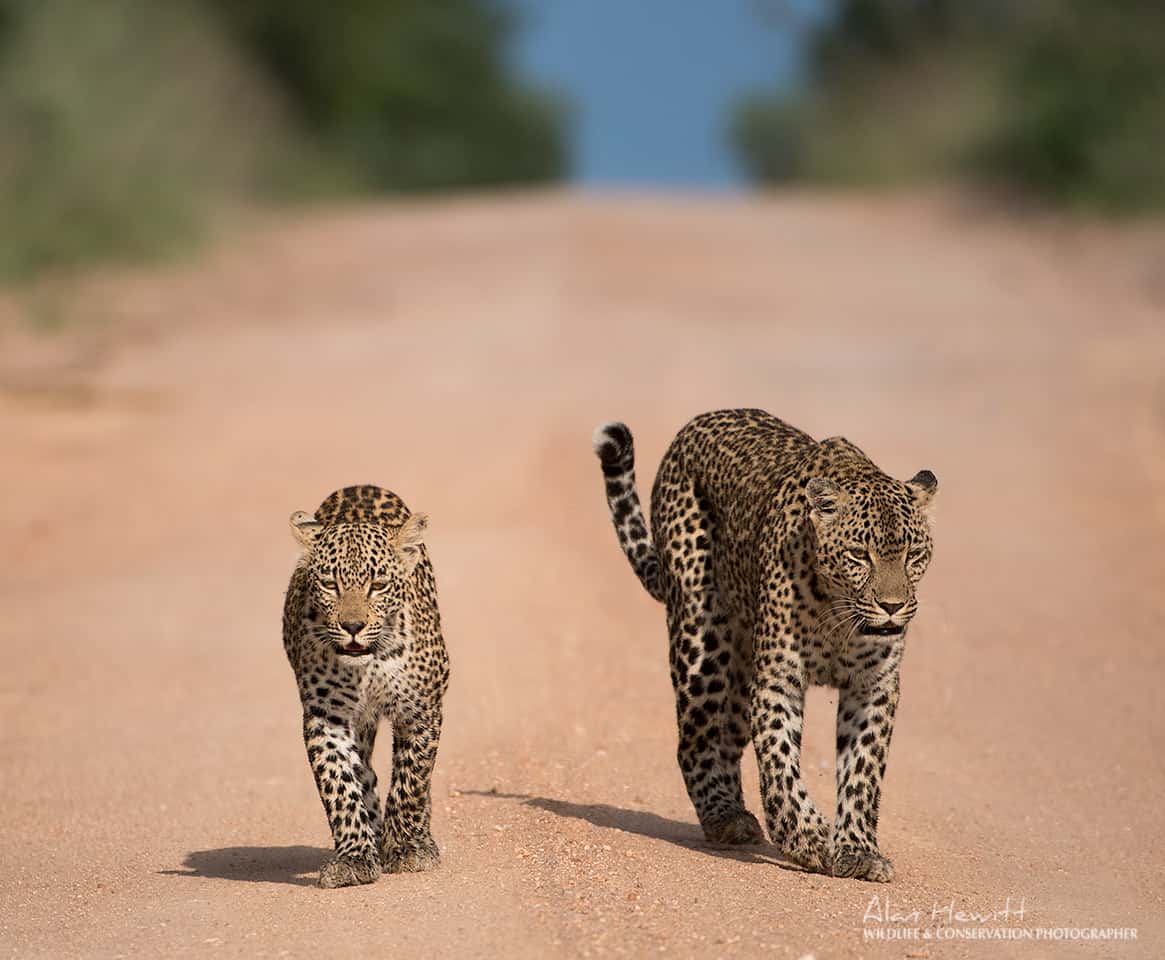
845, 547, 870, 565
370, 579, 390, 593
319, 579, 339, 592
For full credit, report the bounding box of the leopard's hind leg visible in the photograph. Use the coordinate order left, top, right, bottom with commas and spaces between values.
657, 474, 763, 846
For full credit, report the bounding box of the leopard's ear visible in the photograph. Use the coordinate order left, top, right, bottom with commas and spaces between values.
906, 470, 938, 512
805, 477, 846, 525
290, 511, 322, 548
395, 512, 429, 574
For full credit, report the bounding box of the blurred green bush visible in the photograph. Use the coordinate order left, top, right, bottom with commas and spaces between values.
0, 0, 567, 282
208, 0, 568, 191
983, 0, 1165, 210
0, 0, 290, 280
733, 0, 1165, 211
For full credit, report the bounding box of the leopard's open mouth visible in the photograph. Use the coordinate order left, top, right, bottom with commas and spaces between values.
338, 641, 373, 656
859, 622, 905, 637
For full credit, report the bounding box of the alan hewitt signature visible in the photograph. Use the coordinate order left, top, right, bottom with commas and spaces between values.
864, 895, 1028, 926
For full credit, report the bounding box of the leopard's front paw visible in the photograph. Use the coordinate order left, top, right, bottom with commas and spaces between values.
833, 845, 894, 883
703, 809, 766, 846
317, 852, 381, 888
382, 836, 440, 874
775, 819, 833, 875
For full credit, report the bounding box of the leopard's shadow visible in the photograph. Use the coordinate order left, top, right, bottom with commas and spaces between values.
160, 845, 328, 887
461, 790, 800, 869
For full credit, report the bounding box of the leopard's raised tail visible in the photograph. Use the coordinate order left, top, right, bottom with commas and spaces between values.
592, 422, 665, 603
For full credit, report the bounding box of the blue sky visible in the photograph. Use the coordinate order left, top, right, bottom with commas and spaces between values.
511, 1, 815, 186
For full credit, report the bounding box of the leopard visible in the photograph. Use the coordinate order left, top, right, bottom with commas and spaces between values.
593, 409, 937, 882
282, 484, 450, 888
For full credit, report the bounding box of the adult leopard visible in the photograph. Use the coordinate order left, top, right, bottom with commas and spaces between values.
593, 410, 937, 882
283, 485, 449, 888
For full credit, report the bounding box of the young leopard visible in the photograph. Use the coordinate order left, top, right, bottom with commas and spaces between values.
282, 484, 450, 889
593, 410, 936, 883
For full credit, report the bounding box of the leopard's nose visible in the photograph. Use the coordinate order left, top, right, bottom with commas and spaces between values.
877, 600, 904, 616
340, 620, 366, 637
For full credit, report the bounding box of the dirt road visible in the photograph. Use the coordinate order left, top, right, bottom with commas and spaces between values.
2, 193, 1162, 958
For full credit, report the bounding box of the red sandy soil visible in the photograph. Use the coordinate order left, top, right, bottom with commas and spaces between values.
1, 192, 1163, 959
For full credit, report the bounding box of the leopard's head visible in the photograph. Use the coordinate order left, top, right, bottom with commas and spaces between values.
804, 463, 937, 638
289, 511, 428, 658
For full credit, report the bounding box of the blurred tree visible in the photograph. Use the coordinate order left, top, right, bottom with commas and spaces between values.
731, 96, 808, 181
0, 0, 568, 283
732, 0, 1010, 187
733, 0, 1165, 210
983, 0, 1165, 209
209, 0, 570, 189
0, 0, 288, 280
